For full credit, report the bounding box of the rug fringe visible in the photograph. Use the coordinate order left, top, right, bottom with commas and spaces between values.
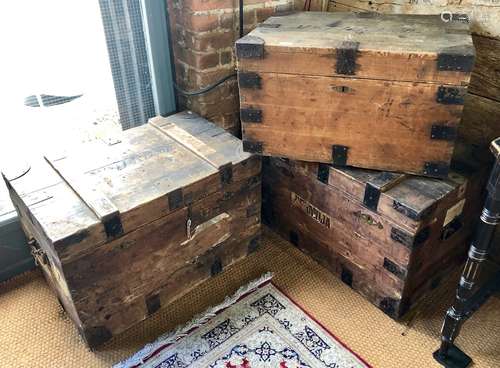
114, 272, 274, 368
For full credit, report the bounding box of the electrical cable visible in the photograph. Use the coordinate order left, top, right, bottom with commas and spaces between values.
174, 1, 244, 97
174, 73, 237, 96
239, 0, 244, 38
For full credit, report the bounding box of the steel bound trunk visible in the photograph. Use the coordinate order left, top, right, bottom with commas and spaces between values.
2, 112, 261, 348
237, 12, 475, 177
263, 157, 485, 318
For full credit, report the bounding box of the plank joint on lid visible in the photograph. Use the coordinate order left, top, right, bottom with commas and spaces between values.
44, 156, 123, 240
363, 172, 407, 211
150, 118, 231, 170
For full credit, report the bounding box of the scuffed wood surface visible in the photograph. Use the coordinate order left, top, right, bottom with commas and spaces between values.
241, 72, 463, 174
250, 11, 472, 54
469, 35, 500, 103
314, 2, 500, 161
328, 0, 500, 39
239, 12, 473, 175
458, 93, 500, 161
5, 112, 256, 260
263, 157, 484, 318
65, 174, 261, 338
44, 155, 120, 228
4, 111, 262, 348
239, 12, 473, 85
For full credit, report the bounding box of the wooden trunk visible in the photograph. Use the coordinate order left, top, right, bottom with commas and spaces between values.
2, 112, 261, 348
237, 12, 475, 177
262, 157, 485, 319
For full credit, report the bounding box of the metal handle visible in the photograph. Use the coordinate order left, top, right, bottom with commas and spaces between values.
28, 238, 48, 266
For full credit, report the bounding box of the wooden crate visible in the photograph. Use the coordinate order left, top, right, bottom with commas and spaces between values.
263, 157, 485, 318
237, 12, 475, 177
2, 112, 261, 348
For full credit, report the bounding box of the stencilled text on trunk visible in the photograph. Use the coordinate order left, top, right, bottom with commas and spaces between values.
291, 192, 331, 228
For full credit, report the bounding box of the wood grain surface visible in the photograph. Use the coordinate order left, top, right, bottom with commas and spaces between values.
240, 72, 464, 174
238, 12, 474, 175
263, 157, 485, 318
3, 111, 261, 348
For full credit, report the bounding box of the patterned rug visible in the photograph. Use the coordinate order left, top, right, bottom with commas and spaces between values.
115, 274, 370, 368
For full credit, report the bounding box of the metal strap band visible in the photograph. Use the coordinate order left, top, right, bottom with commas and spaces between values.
460, 276, 474, 290
480, 208, 500, 225
468, 245, 488, 261
447, 307, 461, 320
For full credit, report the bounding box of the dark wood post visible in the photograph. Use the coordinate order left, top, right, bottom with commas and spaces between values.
434, 137, 500, 368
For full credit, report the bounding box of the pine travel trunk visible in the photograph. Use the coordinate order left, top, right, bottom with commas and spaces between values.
262, 158, 485, 318
237, 12, 475, 177
2, 112, 261, 348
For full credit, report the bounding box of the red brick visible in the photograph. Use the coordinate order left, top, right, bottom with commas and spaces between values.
188, 30, 236, 52
220, 50, 233, 65
192, 51, 220, 69
242, 0, 267, 4
184, 0, 234, 11
172, 45, 189, 69
173, 44, 220, 69
186, 13, 219, 32
166, 0, 294, 135
244, 9, 257, 25
196, 66, 237, 86
183, 89, 240, 133
219, 12, 236, 30
220, 9, 256, 31
256, 7, 274, 23
195, 82, 238, 105
182, 98, 239, 134
175, 62, 236, 90
173, 62, 195, 90
274, 3, 294, 13
193, 96, 238, 116
185, 98, 239, 131
185, 79, 238, 113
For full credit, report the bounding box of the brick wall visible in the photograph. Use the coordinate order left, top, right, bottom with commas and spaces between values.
167, 0, 294, 135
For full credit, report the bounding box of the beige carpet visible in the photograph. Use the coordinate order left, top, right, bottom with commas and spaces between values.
1, 227, 499, 368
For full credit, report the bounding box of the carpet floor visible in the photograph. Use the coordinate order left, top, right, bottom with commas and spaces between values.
1, 227, 499, 368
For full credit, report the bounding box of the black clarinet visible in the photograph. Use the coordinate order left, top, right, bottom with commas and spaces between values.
434, 137, 500, 368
